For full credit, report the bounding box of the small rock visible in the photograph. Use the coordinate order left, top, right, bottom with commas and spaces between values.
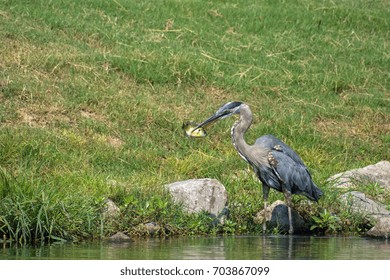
255, 200, 307, 233
269, 205, 307, 233
327, 161, 390, 190
145, 222, 161, 235
367, 217, 390, 239
339, 191, 390, 222
103, 199, 120, 218
166, 178, 228, 216
109, 232, 131, 242
254, 200, 284, 224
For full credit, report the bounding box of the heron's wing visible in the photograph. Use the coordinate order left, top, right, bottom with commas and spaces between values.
255, 134, 305, 166
269, 150, 322, 201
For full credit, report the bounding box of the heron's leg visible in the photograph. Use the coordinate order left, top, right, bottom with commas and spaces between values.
282, 188, 294, 234
262, 185, 270, 233
287, 204, 293, 234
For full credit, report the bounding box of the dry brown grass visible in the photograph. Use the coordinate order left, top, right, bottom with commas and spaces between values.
315, 110, 390, 145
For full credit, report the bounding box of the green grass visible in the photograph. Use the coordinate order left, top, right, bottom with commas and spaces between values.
0, 0, 389, 243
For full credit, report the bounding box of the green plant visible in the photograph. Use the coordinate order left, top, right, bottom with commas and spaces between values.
362, 182, 388, 202
0, 173, 104, 244
310, 210, 341, 234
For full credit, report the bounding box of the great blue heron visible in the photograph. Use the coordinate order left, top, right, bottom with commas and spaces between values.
193, 101, 323, 234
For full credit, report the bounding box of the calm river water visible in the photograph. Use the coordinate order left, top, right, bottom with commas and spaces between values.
1, 236, 389, 260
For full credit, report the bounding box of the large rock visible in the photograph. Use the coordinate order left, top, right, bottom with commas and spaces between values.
367, 217, 390, 239
367, 217, 390, 238
328, 162, 390, 238
339, 191, 390, 222
166, 178, 228, 216
254, 200, 307, 233
328, 161, 390, 190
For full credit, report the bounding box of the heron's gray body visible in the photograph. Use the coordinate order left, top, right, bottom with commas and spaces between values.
195, 101, 323, 234
252, 135, 322, 201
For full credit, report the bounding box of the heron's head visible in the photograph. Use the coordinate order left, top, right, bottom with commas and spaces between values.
194, 101, 243, 130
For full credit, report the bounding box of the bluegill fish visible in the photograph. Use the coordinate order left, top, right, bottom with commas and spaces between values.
182, 121, 207, 138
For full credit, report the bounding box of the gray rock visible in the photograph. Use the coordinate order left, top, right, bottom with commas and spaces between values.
144, 222, 161, 235
339, 191, 390, 222
109, 232, 131, 242
254, 200, 307, 233
166, 178, 228, 216
269, 204, 307, 233
254, 200, 284, 225
327, 161, 390, 190
328, 162, 390, 238
103, 199, 120, 218
367, 217, 390, 239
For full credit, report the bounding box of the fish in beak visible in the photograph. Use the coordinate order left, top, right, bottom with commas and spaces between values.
183, 101, 243, 138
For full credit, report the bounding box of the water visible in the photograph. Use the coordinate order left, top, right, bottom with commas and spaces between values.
1, 236, 389, 260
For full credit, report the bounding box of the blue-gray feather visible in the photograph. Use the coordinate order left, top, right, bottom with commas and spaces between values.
253, 134, 323, 201
271, 150, 323, 201
255, 134, 305, 166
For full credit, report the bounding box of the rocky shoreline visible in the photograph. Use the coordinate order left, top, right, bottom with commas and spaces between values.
105, 161, 390, 241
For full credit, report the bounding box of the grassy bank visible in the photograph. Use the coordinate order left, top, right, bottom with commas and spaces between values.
0, 0, 389, 244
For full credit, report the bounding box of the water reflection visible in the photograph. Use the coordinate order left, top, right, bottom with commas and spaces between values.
1, 236, 389, 260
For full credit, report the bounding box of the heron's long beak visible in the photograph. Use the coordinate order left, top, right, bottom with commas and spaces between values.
191, 101, 241, 135
193, 111, 229, 131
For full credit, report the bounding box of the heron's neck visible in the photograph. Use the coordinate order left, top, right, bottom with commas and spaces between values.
231, 105, 252, 162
